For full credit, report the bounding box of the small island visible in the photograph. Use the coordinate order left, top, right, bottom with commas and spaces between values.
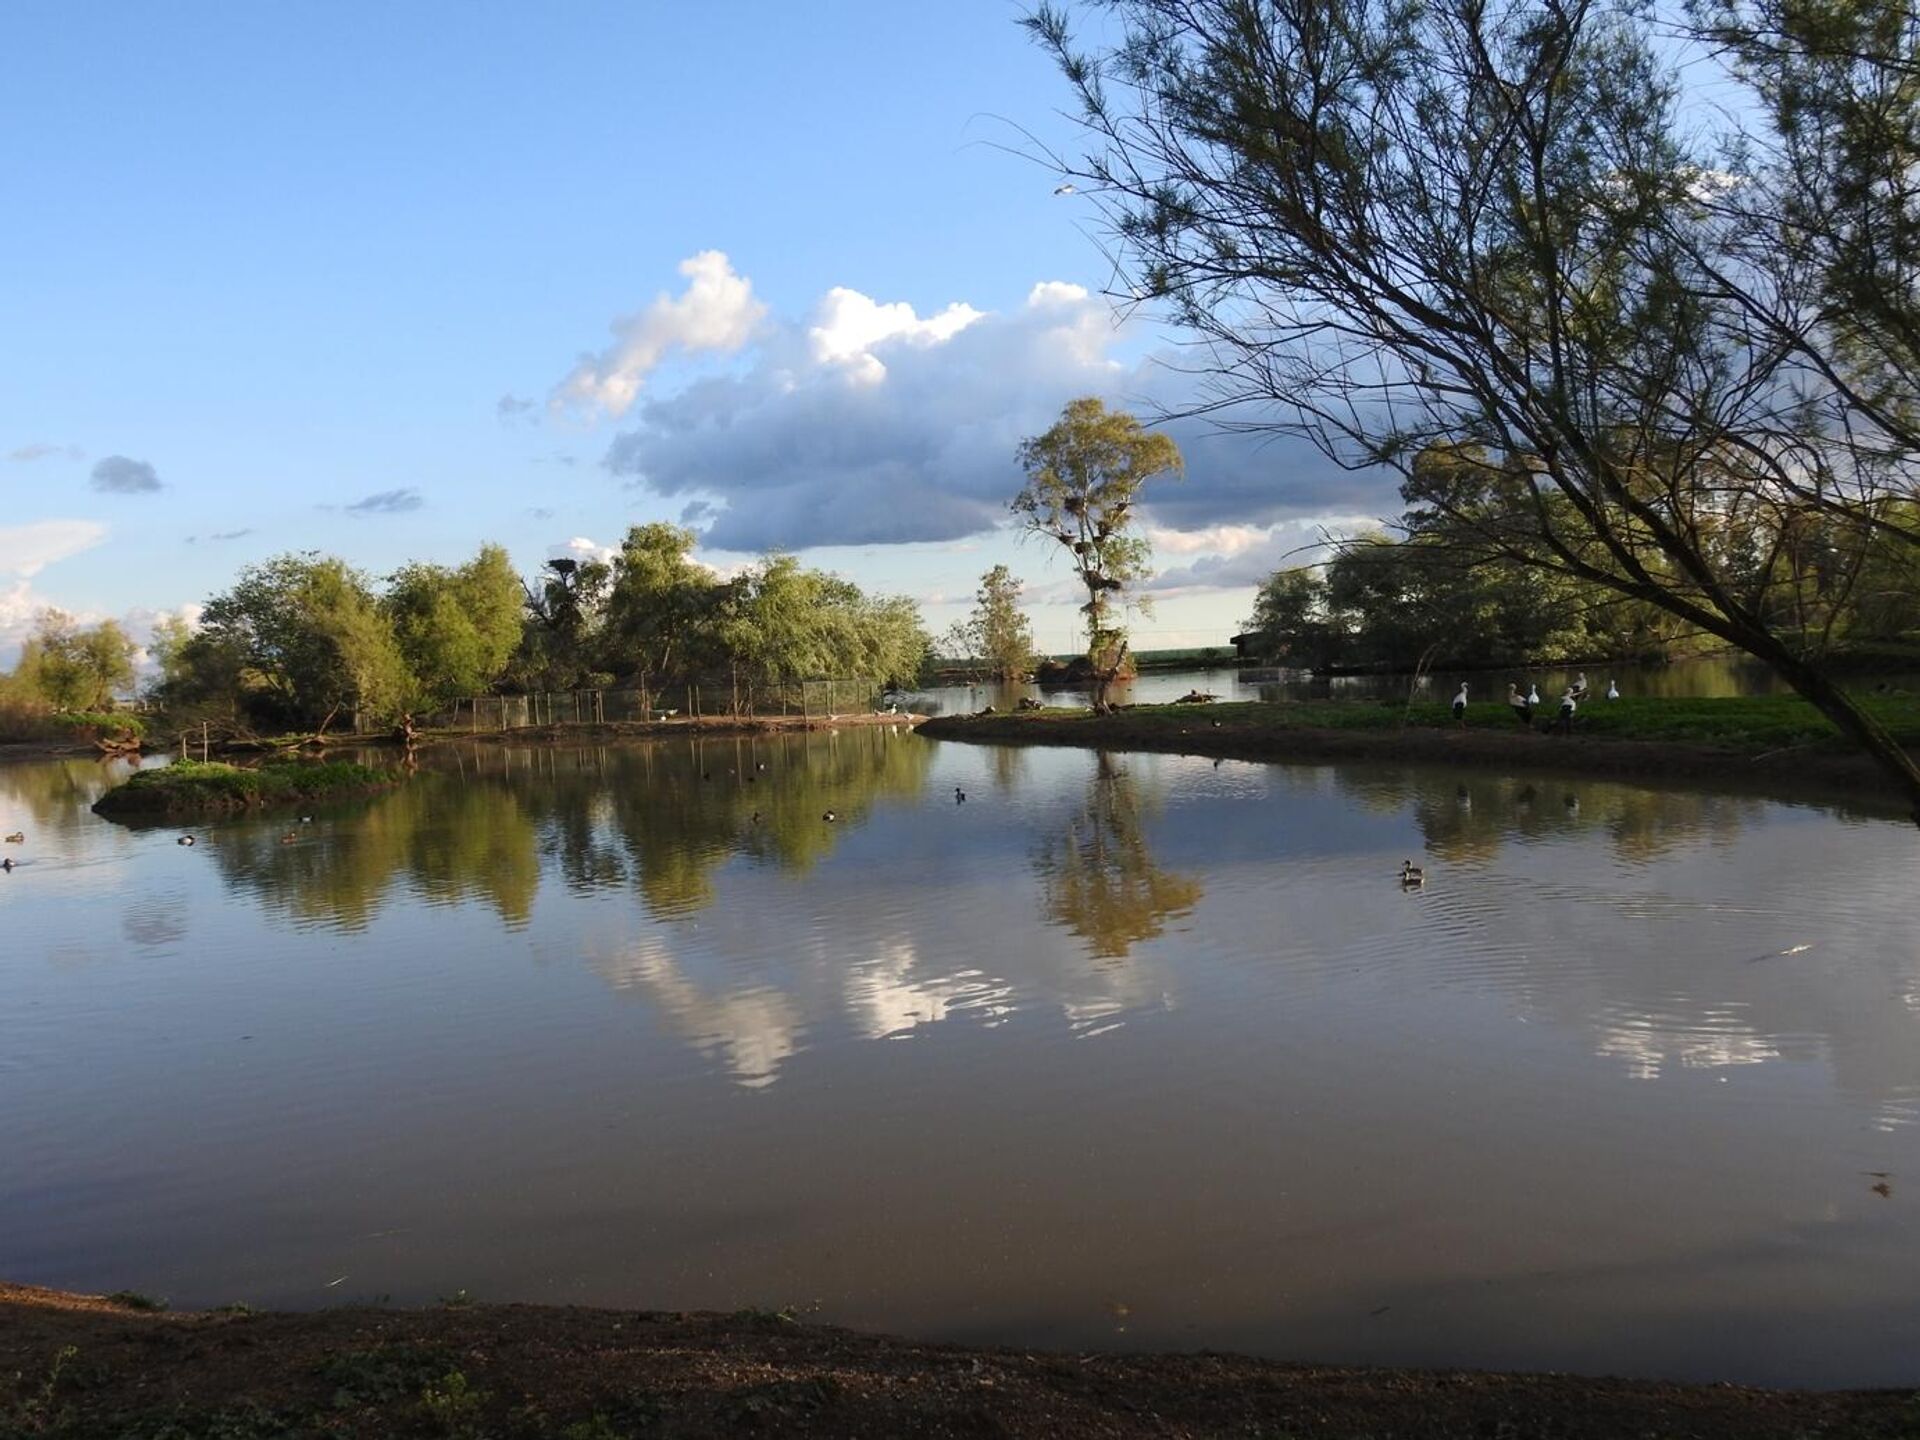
91, 758, 401, 819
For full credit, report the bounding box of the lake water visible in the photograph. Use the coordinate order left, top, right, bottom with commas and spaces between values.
3, 734, 1918, 1388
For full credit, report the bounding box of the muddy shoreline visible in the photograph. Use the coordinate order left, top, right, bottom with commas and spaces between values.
2, 1283, 1910, 1438
917, 710, 1916, 813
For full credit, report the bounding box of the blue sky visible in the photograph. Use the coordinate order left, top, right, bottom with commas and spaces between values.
0, 2, 1389, 664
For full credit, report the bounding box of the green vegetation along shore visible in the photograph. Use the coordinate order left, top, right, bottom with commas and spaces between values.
919, 695, 1920, 806
2, 1283, 1912, 1440
90, 759, 399, 819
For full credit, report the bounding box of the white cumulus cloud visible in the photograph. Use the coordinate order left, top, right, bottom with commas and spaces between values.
553, 250, 767, 418
808, 288, 983, 384
558, 256, 1390, 555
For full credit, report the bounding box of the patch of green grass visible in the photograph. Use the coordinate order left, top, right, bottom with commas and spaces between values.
104, 1291, 167, 1313
92, 758, 397, 818
2, 1344, 80, 1435
315, 1345, 460, 1409
418, 1370, 486, 1437
47, 712, 147, 740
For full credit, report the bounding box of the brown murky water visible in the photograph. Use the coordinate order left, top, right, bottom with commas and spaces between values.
2, 732, 1917, 1386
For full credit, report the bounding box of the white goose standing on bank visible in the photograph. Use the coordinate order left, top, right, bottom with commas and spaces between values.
1452, 682, 1469, 726
1606, 678, 1620, 701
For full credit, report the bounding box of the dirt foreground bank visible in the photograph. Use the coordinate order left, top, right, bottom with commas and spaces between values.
1, 1284, 1912, 1438
917, 708, 1913, 809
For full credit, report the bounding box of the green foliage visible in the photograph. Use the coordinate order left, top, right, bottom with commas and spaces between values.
600, 522, 715, 685
1240, 570, 1333, 667
315, 1345, 460, 1408
1, 611, 138, 713
385, 544, 524, 713
965, 564, 1035, 680
93, 759, 397, 818
418, 1370, 486, 1437
47, 712, 146, 739
515, 554, 614, 692
1013, 397, 1182, 710
104, 1291, 167, 1312
181, 553, 410, 734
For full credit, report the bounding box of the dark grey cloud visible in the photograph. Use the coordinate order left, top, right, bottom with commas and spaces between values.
602, 285, 1392, 552
497, 393, 535, 421
188, 528, 255, 544
8, 443, 84, 463
90, 455, 162, 493
344, 487, 423, 516
679, 500, 716, 526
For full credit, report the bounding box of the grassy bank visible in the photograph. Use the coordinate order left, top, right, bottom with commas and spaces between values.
90, 758, 399, 819
0, 706, 145, 751
919, 694, 1920, 804
2, 1284, 1912, 1439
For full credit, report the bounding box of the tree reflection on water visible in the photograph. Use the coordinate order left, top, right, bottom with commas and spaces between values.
197, 727, 934, 930
1032, 751, 1202, 959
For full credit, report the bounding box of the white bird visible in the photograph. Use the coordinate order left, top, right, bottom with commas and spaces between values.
1605, 679, 1620, 700
1053, 182, 1077, 195
1527, 683, 1541, 708
1569, 671, 1590, 699
1452, 683, 1469, 724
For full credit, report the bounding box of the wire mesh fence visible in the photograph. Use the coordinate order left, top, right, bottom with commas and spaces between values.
396, 677, 895, 734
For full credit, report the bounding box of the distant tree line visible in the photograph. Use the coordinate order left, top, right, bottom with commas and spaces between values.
1241, 447, 1920, 671
0, 611, 139, 726
138, 525, 927, 736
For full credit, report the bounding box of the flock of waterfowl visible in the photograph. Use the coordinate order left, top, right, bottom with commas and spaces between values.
1450, 671, 1617, 732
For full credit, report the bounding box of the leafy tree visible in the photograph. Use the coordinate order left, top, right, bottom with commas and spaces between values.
600, 524, 716, 690
1240, 570, 1330, 667
1013, 397, 1182, 711
515, 556, 611, 691
1032, 0, 1920, 815
9, 611, 137, 710
196, 553, 410, 734
385, 544, 523, 711
967, 565, 1035, 680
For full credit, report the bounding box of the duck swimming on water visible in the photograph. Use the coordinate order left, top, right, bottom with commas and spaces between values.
1400, 860, 1425, 886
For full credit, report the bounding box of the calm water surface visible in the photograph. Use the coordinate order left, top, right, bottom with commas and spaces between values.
2, 733, 1918, 1386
